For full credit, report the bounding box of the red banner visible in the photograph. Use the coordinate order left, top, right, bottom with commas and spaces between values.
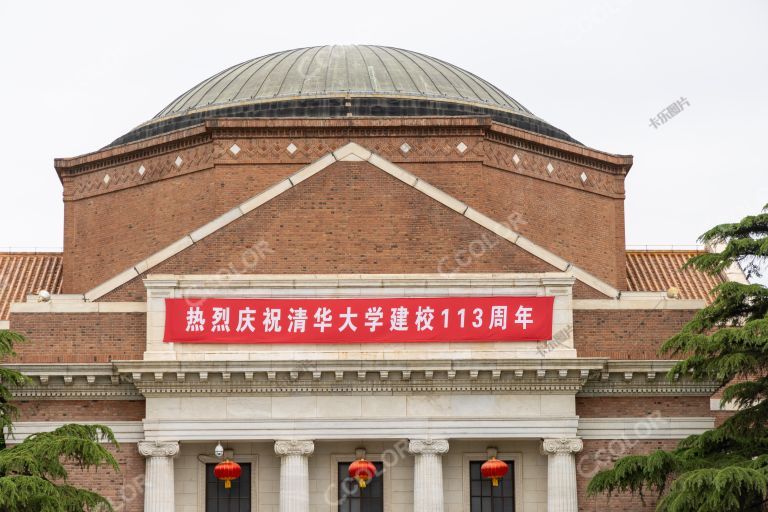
163, 296, 554, 344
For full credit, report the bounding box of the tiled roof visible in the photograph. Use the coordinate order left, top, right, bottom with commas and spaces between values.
626, 250, 726, 301
0, 253, 63, 320
0, 249, 732, 320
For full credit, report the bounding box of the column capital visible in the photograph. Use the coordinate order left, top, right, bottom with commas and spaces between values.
138, 440, 180, 458
542, 438, 583, 455
274, 440, 315, 457
408, 439, 449, 455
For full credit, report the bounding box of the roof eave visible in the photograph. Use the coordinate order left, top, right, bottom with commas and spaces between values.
54, 116, 631, 177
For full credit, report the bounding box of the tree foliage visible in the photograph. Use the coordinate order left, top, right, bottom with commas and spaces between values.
0, 330, 27, 448
588, 204, 768, 511
0, 330, 119, 512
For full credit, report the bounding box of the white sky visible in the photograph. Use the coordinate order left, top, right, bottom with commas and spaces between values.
1, 1, 766, 267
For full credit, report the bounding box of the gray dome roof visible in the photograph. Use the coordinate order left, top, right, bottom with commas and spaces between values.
110, 45, 577, 146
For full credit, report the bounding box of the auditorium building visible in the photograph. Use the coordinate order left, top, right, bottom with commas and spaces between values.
0, 45, 745, 512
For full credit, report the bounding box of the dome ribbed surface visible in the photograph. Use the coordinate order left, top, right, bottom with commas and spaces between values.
109, 45, 578, 146
156, 45, 533, 118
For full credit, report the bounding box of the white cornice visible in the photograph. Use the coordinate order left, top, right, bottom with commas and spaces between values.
83, 142, 620, 301
710, 398, 742, 411
4, 421, 143, 445
10, 301, 146, 314
117, 358, 600, 395
4, 417, 714, 444
4, 360, 718, 399
3, 363, 141, 400
578, 359, 718, 396
577, 417, 714, 439
142, 417, 579, 442
708, 243, 750, 284
573, 298, 705, 310
144, 272, 575, 291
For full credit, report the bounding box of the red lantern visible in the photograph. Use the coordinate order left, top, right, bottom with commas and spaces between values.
348, 458, 377, 488
214, 459, 242, 489
481, 457, 509, 487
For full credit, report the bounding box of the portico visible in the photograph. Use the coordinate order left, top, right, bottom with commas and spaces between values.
138, 437, 583, 512
119, 271, 586, 511
130, 354, 591, 511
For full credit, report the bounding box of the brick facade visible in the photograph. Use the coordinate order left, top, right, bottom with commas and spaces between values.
63, 443, 145, 512
9, 312, 145, 363
577, 439, 678, 511
17, 400, 145, 421
57, 119, 630, 295
577, 396, 710, 418
4, 113, 727, 511
573, 309, 697, 359
100, 160, 566, 302
63, 160, 299, 293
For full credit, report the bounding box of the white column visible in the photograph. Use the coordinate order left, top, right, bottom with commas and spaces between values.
542, 438, 583, 512
138, 440, 179, 512
408, 439, 449, 512
275, 440, 315, 512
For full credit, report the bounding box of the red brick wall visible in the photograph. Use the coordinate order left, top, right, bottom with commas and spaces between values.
577, 396, 710, 418
8, 313, 145, 362
714, 410, 737, 427
63, 161, 300, 293
60, 123, 628, 295
102, 161, 563, 301
574, 309, 697, 359
17, 400, 145, 421
573, 281, 611, 299
414, 160, 626, 289
577, 439, 678, 511
64, 443, 145, 512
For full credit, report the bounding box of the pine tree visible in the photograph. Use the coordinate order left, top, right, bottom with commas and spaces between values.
0, 330, 119, 512
588, 204, 768, 512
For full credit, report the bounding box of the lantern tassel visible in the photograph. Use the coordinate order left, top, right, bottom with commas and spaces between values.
357, 477, 367, 488
225, 479, 232, 489
492, 477, 499, 487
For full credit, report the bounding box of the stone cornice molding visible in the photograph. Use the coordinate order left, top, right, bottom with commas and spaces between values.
138, 440, 180, 458
116, 358, 601, 396
573, 297, 706, 311
577, 417, 714, 440
542, 438, 583, 455
143, 417, 578, 442
578, 360, 719, 396
274, 440, 315, 456
55, 118, 630, 176
408, 439, 449, 455
6, 421, 144, 445
4, 417, 715, 446
143, 272, 576, 291
579, 381, 719, 396
3, 363, 141, 400
4, 360, 719, 399
10, 301, 145, 314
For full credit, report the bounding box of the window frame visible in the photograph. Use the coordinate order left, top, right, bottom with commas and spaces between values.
329, 453, 392, 512
197, 453, 259, 511
462, 452, 523, 512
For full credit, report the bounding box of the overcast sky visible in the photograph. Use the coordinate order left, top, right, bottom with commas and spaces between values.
1, 1, 766, 267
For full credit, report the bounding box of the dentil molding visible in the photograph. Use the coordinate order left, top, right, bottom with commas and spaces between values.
4, 360, 720, 399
